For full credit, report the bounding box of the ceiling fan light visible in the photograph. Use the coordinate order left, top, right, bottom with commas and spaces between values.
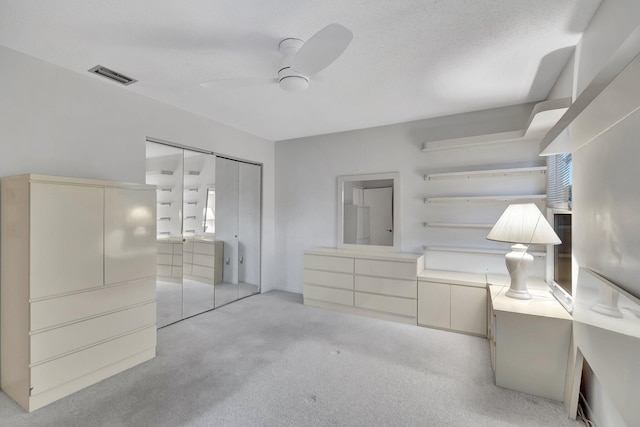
279, 75, 309, 92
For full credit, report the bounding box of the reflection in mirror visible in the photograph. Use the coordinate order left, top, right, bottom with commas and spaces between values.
204, 188, 215, 234
338, 172, 400, 251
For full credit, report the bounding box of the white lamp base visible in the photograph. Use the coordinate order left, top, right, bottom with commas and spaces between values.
504, 244, 533, 300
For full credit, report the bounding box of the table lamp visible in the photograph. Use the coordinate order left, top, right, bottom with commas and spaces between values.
487, 203, 561, 299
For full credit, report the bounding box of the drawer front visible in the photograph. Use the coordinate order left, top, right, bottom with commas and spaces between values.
354, 292, 416, 317
304, 269, 353, 290
355, 276, 416, 298
30, 326, 156, 396
193, 253, 214, 268
304, 284, 353, 306
304, 254, 353, 274
355, 259, 417, 280
191, 264, 214, 279
157, 265, 172, 277
194, 242, 215, 255
172, 243, 183, 255
31, 278, 155, 331
157, 253, 173, 266
31, 302, 156, 364
157, 243, 173, 255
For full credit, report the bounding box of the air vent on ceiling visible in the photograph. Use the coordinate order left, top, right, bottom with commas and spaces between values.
88, 65, 137, 86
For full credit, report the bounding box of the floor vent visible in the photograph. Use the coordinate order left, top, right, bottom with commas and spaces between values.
88, 65, 137, 86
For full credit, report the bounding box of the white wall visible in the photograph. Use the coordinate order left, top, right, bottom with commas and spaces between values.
274, 103, 550, 293
0, 45, 276, 292
570, 2, 640, 424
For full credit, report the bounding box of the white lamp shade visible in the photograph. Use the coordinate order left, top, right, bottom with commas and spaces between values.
487, 203, 561, 245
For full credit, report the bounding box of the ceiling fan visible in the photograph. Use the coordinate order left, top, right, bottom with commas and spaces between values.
201, 23, 353, 92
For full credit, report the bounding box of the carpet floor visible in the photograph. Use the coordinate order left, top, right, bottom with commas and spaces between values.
0, 291, 582, 426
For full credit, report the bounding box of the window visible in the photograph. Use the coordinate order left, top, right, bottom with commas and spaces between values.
547, 153, 573, 310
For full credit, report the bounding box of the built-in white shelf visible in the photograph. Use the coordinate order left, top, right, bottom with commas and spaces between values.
156, 187, 173, 192
158, 202, 172, 206
424, 246, 546, 257
186, 201, 198, 205
424, 166, 547, 181
158, 217, 171, 221
422, 99, 570, 152
185, 187, 199, 192
187, 171, 200, 176
424, 194, 546, 203
541, 26, 640, 155
185, 215, 196, 220
146, 170, 174, 176
424, 222, 495, 228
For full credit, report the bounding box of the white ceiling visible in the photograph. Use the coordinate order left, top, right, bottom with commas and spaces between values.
0, 0, 601, 141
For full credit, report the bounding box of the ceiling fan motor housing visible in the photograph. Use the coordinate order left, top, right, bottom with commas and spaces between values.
278, 38, 309, 92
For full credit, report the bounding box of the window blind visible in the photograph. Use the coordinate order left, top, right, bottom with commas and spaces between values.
547, 153, 572, 209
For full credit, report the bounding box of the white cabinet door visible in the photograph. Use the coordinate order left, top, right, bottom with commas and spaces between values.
30, 183, 104, 298
104, 188, 156, 285
450, 285, 487, 336
417, 282, 450, 329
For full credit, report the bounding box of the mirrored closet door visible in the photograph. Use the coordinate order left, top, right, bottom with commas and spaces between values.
214, 157, 262, 307
146, 141, 261, 327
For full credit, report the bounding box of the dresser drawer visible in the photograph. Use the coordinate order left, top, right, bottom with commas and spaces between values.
31, 278, 155, 331
354, 292, 416, 317
304, 269, 353, 290
157, 253, 173, 266
157, 265, 172, 277
355, 276, 416, 298
304, 254, 353, 274
30, 326, 156, 396
157, 243, 173, 255
31, 302, 156, 364
355, 259, 417, 280
304, 284, 353, 306
194, 242, 215, 255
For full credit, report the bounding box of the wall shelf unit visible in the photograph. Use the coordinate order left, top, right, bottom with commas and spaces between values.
156, 187, 173, 192
424, 195, 546, 204
146, 170, 174, 176
424, 166, 546, 181
421, 98, 570, 152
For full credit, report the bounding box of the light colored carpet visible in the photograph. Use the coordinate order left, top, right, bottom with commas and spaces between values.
0, 291, 582, 426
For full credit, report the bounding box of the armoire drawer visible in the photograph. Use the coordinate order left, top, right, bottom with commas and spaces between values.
31, 302, 156, 364
303, 284, 353, 306
304, 254, 354, 274
355, 275, 416, 298
31, 278, 156, 331
354, 292, 416, 317
30, 326, 156, 396
304, 269, 353, 290
355, 259, 417, 280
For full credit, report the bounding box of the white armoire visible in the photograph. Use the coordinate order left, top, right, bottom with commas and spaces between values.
1, 174, 157, 412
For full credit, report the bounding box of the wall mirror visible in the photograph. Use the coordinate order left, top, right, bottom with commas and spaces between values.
338, 172, 400, 252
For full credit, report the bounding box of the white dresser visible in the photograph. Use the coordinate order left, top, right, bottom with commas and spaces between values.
157, 238, 183, 282
303, 248, 424, 324
183, 237, 223, 284
1, 174, 157, 412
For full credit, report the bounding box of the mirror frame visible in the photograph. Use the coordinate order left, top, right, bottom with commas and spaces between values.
337, 172, 401, 252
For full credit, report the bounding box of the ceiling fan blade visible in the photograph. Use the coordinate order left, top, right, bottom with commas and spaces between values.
200, 77, 277, 89
291, 23, 353, 76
